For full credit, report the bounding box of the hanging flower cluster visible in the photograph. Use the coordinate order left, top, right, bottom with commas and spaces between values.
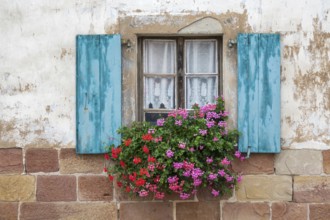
105, 96, 244, 200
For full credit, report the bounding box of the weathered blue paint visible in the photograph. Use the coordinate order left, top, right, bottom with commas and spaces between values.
238, 33, 280, 153
76, 35, 121, 154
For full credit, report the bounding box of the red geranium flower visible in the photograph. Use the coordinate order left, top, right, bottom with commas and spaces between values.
142, 134, 153, 141
120, 160, 126, 168
104, 153, 110, 160
139, 168, 149, 176
148, 155, 156, 163
124, 138, 132, 146
142, 145, 149, 154
135, 178, 146, 186
122, 175, 128, 180
133, 157, 142, 164
111, 147, 121, 159
125, 186, 131, 193
117, 181, 123, 188
108, 175, 114, 181
129, 172, 137, 181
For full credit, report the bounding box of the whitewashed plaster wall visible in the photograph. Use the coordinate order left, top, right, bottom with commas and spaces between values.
0, 0, 329, 149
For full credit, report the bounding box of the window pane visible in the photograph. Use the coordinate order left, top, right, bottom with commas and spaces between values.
145, 112, 168, 124
186, 76, 217, 108
144, 77, 175, 109
144, 40, 176, 74
185, 40, 217, 74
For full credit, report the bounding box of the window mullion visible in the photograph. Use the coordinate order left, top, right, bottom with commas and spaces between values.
177, 37, 184, 109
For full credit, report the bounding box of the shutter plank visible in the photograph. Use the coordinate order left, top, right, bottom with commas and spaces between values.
100, 35, 122, 149
77, 35, 101, 154
237, 34, 249, 153
247, 34, 260, 153
258, 34, 280, 153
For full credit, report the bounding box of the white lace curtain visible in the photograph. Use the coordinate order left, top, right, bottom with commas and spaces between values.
143, 39, 217, 109
186, 40, 217, 108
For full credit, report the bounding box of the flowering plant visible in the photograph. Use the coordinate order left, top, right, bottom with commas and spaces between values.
105, 96, 244, 200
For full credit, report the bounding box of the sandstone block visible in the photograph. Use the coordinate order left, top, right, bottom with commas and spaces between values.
275, 150, 322, 175
0, 202, 18, 220
60, 148, 103, 174
26, 148, 59, 173
37, 175, 76, 201
20, 202, 117, 220
0, 175, 35, 201
236, 175, 292, 201
176, 201, 220, 220
232, 154, 274, 174
120, 202, 173, 220
271, 202, 307, 220
222, 202, 270, 220
309, 204, 330, 220
294, 176, 330, 202
0, 148, 23, 174
322, 150, 330, 174
78, 175, 113, 201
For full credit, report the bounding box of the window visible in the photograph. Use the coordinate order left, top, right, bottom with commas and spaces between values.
138, 36, 222, 123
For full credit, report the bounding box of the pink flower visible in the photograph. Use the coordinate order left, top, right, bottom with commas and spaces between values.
173, 162, 184, 169
218, 169, 226, 177
193, 178, 202, 186
199, 129, 207, 136
225, 175, 234, 182
183, 170, 191, 177
154, 136, 163, 143
211, 189, 219, 197
175, 120, 182, 126
222, 111, 230, 117
234, 151, 241, 158
178, 142, 186, 149
218, 121, 227, 127
183, 161, 194, 170
169, 183, 182, 192
191, 168, 204, 179
206, 112, 220, 120
166, 149, 174, 158
208, 173, 217, 180
138, 190, 149, 197
180, 193, 190, 200
240, 156, 245, 161
168, 176, 179, 184
200, 104, 217, 113
237, 175, 243, 183
177, 109, 188, 119
154, 191, 165, 199
156, 118, 165, 126
213, 137, 219, 142
221, 157, 231, 165
199, 145, 204, 150
148, 129, 155, 134
206, 157, 213, 164
206, 120, 215, 128
189, 147, 195, 152
148, 164, 155, 172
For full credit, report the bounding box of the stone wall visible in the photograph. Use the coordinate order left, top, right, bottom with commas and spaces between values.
1, 148, 330, 219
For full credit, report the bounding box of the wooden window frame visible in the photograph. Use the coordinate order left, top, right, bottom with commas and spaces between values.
137, 35, 223, 122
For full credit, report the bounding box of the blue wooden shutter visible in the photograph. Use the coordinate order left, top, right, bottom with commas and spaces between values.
238, 33, 280, 153
76, 35, 121, 154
